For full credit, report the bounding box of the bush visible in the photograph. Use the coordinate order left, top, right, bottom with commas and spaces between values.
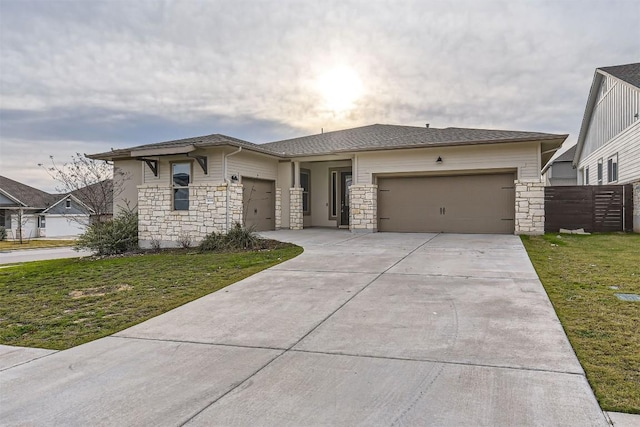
226, 223, 259, 249
76, 209, 138, 255
198, 223, 260, 252
198, 231, 225, 252
0, 226, 6, 241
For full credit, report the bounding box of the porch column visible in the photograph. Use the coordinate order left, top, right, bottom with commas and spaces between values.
289, 187, 303, 230
514, 180, 545, 235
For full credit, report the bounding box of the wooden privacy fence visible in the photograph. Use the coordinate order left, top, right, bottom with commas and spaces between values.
545, 185, 634, 233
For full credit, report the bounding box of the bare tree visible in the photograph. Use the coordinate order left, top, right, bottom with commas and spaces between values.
13, 208, 33, 244
39, 153, 128, 223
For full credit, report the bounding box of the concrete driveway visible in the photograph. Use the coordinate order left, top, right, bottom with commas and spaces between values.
0, 230, 607, 426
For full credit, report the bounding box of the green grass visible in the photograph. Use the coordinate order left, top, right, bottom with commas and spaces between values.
0, 244, 302, 350
0, 240, 76, 250
522, 233, 640, 413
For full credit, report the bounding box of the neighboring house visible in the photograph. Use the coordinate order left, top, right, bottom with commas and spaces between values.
542, 145, 577, 186
574, 62, 640, 185
88, 124, 566, 247
0, 176, 107, 239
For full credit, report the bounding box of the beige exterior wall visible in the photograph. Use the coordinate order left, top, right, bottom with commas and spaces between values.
577, 120, 640, 185
356, 142, 541, 184
141, 148, 226, 185
113, 159, 143, 213
229, 150, 278, 182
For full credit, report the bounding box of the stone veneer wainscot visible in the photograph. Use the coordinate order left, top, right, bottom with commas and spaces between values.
138, 183, 243, 248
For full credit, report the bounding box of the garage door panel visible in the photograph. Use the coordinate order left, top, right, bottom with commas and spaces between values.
242, 178, 275, 232
378, 174, 515, 234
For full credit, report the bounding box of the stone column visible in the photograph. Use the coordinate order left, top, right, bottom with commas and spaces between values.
275, 188, 282, 230
514, 180, 545, 235
350, 184, 377, 232
633, 181, 640, 233
289, 187, 303, 230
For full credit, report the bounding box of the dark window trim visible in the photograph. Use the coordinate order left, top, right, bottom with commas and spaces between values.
597, 158, 603, 185
300, 168, 311, 216
171, 161, 193, 211
607, 153, 618, 183
328, 167, 352, 221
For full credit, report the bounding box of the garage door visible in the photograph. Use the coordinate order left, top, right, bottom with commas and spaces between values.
378, 173, 515, 234
242, 178, 275, 231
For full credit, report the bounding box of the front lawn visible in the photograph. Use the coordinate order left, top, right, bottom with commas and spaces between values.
0, 240, 76, 250
0, 244, 302, 350
522, 233, 640, 413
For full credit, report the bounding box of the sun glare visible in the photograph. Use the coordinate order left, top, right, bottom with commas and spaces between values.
317, 66, 363, 113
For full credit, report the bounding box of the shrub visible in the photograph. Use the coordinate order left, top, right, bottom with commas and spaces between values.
198, 231, 225, 252
0, 226, 6, 241
75, 209, 138, 255
198, 224, 260, 252
177, 232, 192, 249
225, 223, 259, 249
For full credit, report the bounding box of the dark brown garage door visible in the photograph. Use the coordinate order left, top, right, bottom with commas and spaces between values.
242, 178, 275, 231
378, 173, 515, 234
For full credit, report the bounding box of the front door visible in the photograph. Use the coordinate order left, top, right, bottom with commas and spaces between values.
340, 172, 352, 226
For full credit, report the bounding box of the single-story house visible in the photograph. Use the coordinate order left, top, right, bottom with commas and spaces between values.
542, 145, 577, 186
0, 176, 110, 239
574, 62, 640, 185
88, 124, 566, 247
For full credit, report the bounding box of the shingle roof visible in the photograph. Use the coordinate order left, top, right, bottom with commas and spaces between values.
89, 134, 273, 159
0, 175, 58, 209
599, 62, 640, 88
261, 124, 566, 156
90, 124, 566, 161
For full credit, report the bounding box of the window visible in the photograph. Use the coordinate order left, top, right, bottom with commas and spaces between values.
65, 198, 71, 209
597, 159, 603, 185
584, 166, 590, 185
607, 154, 618, 183
172, 162, 191, 210
38, 215, 46, 228
300, 169, 310, 215
330, 171, 338, 218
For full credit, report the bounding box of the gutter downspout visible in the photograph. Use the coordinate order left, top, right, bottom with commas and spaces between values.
224, 147, 242, 232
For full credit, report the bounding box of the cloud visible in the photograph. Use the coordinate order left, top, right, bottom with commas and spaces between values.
0, 0, 638, 188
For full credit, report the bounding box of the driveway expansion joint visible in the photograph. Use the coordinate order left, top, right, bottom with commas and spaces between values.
288, 348, 588, 377
110, 335, 288, 352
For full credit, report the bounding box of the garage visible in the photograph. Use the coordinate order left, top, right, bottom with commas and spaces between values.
242, 178, 275, 231
377, 173, 515, 234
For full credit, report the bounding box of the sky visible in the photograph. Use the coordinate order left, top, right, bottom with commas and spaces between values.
1, 0, 638, 192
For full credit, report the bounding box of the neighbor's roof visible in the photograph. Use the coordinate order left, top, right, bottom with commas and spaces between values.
0, 175, 58, 209
599, 62, 640, 88
88, 124, 567, 160
542, 145, 577, 174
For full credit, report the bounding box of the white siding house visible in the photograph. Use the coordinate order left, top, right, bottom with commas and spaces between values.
574, 63, 640, 186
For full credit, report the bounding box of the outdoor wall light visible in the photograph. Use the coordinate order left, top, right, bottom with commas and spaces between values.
436, 156, 443, 164
231, 174, 239, 181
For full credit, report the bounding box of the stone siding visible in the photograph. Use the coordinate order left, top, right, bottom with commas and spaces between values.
289, 187, 303, 230
138, 183, 243, 248
633, 181, 640, 233
350, 184, 377, 232
275, 188, 282, 230
514, 180, 545, 235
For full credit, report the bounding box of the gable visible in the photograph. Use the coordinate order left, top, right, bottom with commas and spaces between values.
0, 192, 20, 207
45, 197, 90, 215
579, 72, 640, 162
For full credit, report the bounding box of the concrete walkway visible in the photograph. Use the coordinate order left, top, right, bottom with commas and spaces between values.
0, 247, 92, 265
0, 230, 609, 426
